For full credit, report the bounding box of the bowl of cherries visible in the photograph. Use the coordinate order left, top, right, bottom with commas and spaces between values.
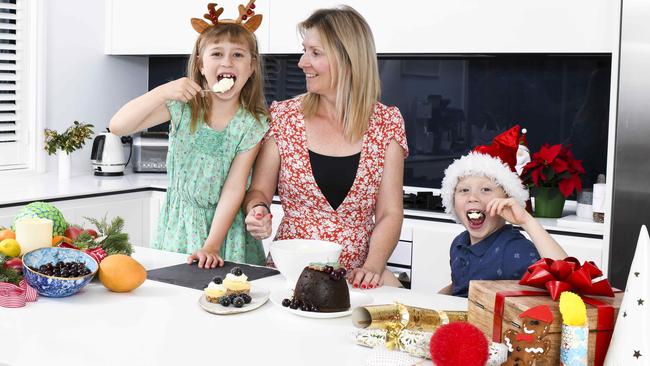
22, 247, 98, 297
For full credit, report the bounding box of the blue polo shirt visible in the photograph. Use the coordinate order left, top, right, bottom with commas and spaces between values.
450, 224, 540, 297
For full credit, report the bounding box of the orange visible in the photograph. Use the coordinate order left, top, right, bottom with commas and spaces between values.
52, 236, 73, 246
0, 229, 16, 242
99, 254, 146, 292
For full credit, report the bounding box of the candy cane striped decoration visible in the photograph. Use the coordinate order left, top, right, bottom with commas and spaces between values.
0, 279, 38, 308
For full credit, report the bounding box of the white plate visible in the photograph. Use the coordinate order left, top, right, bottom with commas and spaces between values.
198, 285, 270, 315
269, 288, 373, 318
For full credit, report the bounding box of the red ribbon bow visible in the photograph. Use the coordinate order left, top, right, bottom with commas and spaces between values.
0, 279, 38, 308
519, 257, 615, 300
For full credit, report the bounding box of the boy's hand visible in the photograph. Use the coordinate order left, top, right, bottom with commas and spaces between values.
245, 206, 273, 240
158, 77, 202, 103
187, 246, 224, 269
486, 197, 532, 226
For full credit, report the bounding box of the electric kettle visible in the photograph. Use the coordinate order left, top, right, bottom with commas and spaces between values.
90, 130, 128, 176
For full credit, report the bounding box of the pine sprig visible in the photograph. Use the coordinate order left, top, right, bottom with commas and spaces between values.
84, 215, 133, 256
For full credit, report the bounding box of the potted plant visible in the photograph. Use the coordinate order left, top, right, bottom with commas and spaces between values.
521, 143, 585, 218
44, 121, 94, 180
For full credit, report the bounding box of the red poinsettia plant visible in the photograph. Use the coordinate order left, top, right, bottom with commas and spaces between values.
521, 143, 586, 198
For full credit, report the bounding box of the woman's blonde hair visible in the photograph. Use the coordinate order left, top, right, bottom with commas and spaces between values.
186, 23, 267, 132
299, 6, 380, 142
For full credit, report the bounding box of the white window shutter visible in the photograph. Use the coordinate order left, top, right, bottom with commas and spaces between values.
0, 0, 27, 169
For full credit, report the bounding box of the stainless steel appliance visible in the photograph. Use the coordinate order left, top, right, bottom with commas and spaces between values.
609, 0, 650, 288
90, 131, 128, 176
133, 132, 168, 173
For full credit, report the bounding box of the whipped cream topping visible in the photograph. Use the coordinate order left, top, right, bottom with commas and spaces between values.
225, 273, 248, 282
467, 211, 483, 220
212, 78, 234, 93
206, 282, 226, 291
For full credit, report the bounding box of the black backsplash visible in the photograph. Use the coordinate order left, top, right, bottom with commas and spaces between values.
148, 54, 611, 190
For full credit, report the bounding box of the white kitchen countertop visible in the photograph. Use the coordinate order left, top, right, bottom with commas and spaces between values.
0, 171, 603, 236
0, 247, 467, 366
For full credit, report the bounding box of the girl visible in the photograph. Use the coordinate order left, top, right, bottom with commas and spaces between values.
109, 8, 268, 269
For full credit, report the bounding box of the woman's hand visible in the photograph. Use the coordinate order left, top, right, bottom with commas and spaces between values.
244, 205, 273, 240
157, 77, 202, 103
187, 246, 224, 269
347, 264, 384, 289
486, 197, 532, 226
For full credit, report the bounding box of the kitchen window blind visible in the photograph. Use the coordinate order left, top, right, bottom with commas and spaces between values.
0, 0, 26, 169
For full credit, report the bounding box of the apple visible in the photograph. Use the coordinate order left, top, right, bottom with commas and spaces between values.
85, 229, 98, 238
4, 257, 23, 274
64, 226, 84, 240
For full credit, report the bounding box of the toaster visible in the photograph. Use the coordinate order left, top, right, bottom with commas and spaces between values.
132, 132, 168, 173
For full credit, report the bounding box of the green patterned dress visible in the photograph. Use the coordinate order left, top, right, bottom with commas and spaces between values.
152, 100, 268, 265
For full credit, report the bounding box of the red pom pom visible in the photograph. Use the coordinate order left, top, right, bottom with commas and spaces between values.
429, 322, 488, 366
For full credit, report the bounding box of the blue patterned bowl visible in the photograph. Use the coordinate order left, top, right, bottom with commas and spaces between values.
22, 247, 98, 298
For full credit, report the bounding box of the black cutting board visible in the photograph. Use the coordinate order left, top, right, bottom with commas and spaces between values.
147, 262, 280, 291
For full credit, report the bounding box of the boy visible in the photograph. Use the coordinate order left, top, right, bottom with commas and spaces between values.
438, 127, 567, 297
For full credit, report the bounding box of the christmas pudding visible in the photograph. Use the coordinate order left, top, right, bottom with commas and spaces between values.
287, 263, 350, 313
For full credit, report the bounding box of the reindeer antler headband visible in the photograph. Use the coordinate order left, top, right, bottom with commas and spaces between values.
191, 1, 262, 34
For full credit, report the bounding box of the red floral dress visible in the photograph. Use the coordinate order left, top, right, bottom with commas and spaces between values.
267, 96, 408, 270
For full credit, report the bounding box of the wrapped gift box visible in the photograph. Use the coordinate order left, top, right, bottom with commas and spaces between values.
468, 280, 623, 366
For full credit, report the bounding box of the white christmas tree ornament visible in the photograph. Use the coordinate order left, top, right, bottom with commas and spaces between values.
604, 225, 649, 365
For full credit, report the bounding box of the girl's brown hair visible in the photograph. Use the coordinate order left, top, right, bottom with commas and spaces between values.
187, 23, 267, 132
299, 6, 380, 142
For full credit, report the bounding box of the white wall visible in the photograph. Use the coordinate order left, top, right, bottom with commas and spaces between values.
45, 0, 148, 174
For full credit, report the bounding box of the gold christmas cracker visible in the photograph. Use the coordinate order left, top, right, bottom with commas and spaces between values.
351, 303, 468, 333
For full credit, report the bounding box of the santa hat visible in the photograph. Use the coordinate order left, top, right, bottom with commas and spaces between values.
441, 125, 529, 222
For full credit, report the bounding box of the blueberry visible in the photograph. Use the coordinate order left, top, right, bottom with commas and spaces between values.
289, 300, 299, 310
329, 272, 341, 281
212, 276, 223, 284
230, 267, 243, 276
219, 297, 231, 307
281, 298, 291, 307
242, 294, 252, 304
233, 296, 244, 308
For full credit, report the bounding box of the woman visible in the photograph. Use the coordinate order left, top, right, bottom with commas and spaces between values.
244, 6, 407, 288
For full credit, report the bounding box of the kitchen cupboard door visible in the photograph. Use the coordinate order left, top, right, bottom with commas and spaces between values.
145, 191, 167, 248
65, 194, 147, 248
105, 0, 270, 55
0, 205, 75, 231
410, 221, 464, 293
519, 231, 604, 269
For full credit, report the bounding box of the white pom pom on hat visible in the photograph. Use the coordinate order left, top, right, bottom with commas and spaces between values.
440, 151, 529, 222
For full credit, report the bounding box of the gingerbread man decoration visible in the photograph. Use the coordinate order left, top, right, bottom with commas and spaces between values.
502, 305, 553, 366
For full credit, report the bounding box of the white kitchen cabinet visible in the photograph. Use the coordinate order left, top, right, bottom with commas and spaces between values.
106, 0, 614, 55
146, 190, 167, 248
409, 219, 606, 293
267, 0, 615, 54
105, 0, 270, 55
0, 191, 153, 248
410, 220, 464, 293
